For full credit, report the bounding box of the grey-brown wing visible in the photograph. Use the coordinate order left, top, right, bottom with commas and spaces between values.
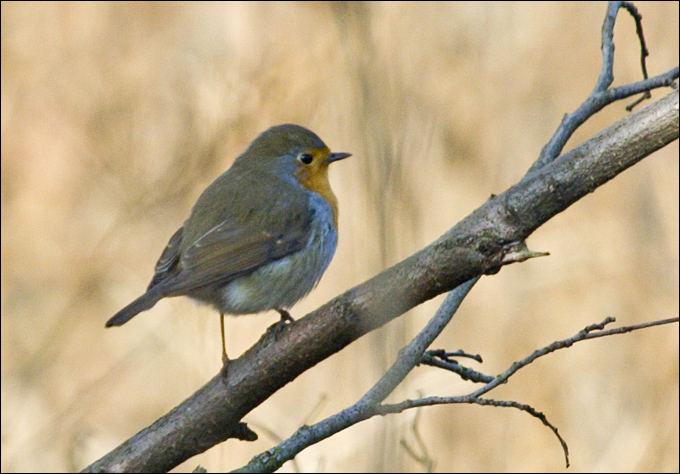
158, 207, 312, 295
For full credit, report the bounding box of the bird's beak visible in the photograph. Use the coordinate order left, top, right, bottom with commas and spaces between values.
327, 152, 352, 163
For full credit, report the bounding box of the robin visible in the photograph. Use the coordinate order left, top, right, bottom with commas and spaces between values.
106, 124, 351, 369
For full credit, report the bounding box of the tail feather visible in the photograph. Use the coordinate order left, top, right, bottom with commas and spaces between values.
105, 288, 163, 327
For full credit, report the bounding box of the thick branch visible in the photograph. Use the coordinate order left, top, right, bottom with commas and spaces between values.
84, 91, 678, 473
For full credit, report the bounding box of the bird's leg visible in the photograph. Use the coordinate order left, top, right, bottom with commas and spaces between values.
271, 309, 295, 339
278, 309, 295, 324
220, 313, 230, 379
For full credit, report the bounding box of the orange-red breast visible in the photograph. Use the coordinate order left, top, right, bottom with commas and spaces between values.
106, 124, 350, 365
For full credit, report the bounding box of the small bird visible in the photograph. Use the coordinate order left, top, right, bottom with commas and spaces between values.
106, 124, 350, 368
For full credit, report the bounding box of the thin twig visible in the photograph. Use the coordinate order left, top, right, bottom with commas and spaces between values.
527, 1, 678, 175
372, 316, 678, 468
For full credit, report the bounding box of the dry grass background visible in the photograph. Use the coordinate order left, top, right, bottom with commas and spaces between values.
1, 2, 678, 472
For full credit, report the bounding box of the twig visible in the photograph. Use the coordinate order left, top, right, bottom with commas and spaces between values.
371, 316, 678, 468
527, 1, 678, 175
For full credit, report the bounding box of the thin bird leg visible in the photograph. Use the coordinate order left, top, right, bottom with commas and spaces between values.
271, 309, 295, 340
277, 309, 295, 324
220, 313, 229, 365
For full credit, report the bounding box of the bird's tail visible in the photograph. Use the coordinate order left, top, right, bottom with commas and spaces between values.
105, 287, 164, 327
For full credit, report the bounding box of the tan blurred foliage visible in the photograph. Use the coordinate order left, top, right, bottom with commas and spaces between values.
1, 2, 677, 472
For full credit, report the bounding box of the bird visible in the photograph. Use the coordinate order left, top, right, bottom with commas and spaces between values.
106, 124, 350, 369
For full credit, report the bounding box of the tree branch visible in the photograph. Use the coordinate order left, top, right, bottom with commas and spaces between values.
84, 3, 679, 470
84, 84, 679, 474
237, 315, 679, 472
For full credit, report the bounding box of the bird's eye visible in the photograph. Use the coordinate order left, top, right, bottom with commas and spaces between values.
298, 153, 314, 165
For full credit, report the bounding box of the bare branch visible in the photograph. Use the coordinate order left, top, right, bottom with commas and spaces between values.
83, 3, 679, 471
527, 1, 677, 175
83, 85, 679, 474
232, 278, 480, 473
239, 315, 677, 472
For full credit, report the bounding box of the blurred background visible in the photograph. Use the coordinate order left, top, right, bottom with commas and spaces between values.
1, 2, 678, 472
